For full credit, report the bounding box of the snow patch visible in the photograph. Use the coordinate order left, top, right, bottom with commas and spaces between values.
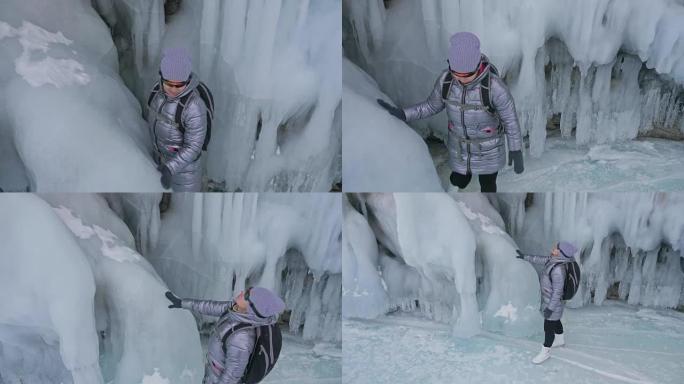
0, 20, 89, 87
53, 206, 142, 263
139, 369, 170, 384
494, 301, 518, 323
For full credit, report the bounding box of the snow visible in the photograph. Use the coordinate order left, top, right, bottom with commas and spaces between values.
0, 20, 90, 87
344, 302, 684, 383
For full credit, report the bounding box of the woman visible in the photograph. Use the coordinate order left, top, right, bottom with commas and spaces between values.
517, 241, 578, 364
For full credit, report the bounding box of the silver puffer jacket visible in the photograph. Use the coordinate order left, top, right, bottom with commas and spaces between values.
522, 252, 575, 321
182, 299, 278, 384
403, 55, 522, 175
147, 73, 207, 192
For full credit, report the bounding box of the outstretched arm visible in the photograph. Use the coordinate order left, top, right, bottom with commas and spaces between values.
181, 298, 232, 317
402, 71, 448, 122
517, 250, 549, 265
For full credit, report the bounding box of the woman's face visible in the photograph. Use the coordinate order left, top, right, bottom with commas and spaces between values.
234, 290, 249, 312
551, 244, 560, 257
162, 79, 187, 98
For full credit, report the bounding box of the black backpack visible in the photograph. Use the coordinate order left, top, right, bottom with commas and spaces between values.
221, 323, 282, 384
441, 63, 500, 116
550, 261, 581, 300
147, 80, 215, 151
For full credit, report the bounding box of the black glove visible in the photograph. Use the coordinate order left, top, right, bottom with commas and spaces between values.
508, 150, 524, 174
158, 164, 172, 189
377, 99, 406, 121
516, 249, 524, 259
165, 291, 182, 309
543, 308, 553, 319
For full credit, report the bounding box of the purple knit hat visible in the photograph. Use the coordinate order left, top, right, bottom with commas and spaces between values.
558, 241, 577, 257
247, 287, 286, 318
160, 47, 192, 81
448, 32, 481, 73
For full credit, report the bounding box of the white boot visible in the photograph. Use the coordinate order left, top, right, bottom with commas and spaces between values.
551, 333, 565, 347
532, 346, 551, 364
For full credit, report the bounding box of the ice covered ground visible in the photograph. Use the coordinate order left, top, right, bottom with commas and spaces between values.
344, 301, 684, 384
429, 136, 684, 192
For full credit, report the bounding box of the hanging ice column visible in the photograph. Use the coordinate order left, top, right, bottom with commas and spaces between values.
132, 193, 342, 343
343, 0, 684, 156
515, 192, 684, 309
343, 193, 540, 337
104, 0, 342, 191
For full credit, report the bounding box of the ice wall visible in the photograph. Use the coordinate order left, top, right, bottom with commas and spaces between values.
0, 194, 205, 384
0, 195, 103, 384
102, 0, 342, 191
343, 58, 442, 192
117, 193, 343, 343
343, 0, 684, 156
0, 0, 163, 192
508, 193, 684, 309
343, 193, 540, 337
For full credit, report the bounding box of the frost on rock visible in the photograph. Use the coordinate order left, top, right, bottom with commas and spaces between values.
343, 0, 684, 156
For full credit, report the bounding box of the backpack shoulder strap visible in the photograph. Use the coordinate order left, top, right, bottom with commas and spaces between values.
441, 71, 453, 100
221, 323, 254, 354
174, 92, 194, 133
196, 81, 215, 118
480, 68, 496, 115
147, 83, 161, 107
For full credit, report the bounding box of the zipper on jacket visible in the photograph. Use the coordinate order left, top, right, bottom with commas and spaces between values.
152, 94, 167, 154
460, 84, 471, 174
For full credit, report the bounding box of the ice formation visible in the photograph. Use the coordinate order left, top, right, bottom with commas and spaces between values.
108, 193, 343, 343
502, 192, 684, 309
1, 0, 341, 192
343, 191, 684, 339
342, 193, 540, 337
343, 58, 442, 192
343, 0, 684, 157
0, 194, 204, 384
0, 0, 163, 192
95, 0, 342, 191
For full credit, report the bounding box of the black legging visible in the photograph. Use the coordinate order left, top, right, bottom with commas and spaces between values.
543, 319, 564, 347
450, 172, 498, 192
